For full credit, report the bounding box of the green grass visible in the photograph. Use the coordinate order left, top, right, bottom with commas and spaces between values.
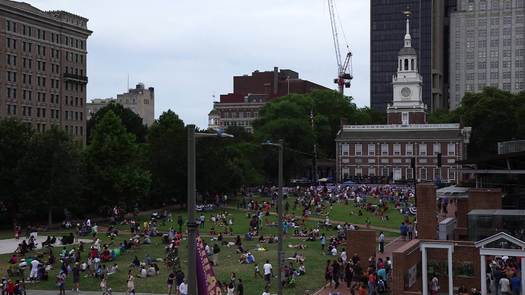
1, 196, 405, 294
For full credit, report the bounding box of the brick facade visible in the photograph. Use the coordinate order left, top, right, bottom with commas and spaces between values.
336, 125, 470, 183
416, 183, 439, 240
0, 1, 92, 143
346, 230, 377, 268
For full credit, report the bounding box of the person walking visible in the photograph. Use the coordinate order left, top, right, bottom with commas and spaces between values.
430, 274, 439, 295
320, 234, 326, 251
237, 278, 244, 295
126, 270, 135, 295
263, 260, 273, 286
56, 271, 66, 295
178, 279, 188, 295
167, 272, 175, 295
72, 263, 80, 292
378, 232, 385, 253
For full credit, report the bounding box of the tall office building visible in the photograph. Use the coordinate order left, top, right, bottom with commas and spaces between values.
0, 0, 91, 142
371, 0, 449, 112
449, 0, 525, 110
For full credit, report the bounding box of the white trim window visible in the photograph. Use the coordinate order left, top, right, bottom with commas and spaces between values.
434, 167, 441, 179
419, 144, 427, 156
448, 143, 456, 156
369, 166, 376, 176
355, 167, 362, 176
381, 143, 389, 156
342, 168, 349, 179
402, 112, 409, 125
406, 143, 413, 156
407, 168, 414, 179
355, 144, 362, 156
420, 167, 427, 180
433, 143, 441, 155
341, 143, 349, 156
382, 167, 389, 177
368, 144, 375, 156
393, 143, 401, 156
448, 168, 456, 182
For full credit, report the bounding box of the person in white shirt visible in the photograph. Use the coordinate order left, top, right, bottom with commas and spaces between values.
30, 259, 40, 280
340, 249, 347, 263
263, 260, 273, 283
178, 279, 188, 295
331, 247, 337, 256
499, 276, 511, 294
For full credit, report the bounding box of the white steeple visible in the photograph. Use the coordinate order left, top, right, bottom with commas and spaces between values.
387, 7, 426, 123
404, 15, 412, 48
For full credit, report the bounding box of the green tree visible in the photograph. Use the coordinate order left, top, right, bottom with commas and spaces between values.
87, 102, 148, 143
253, 90, 362, 179
84, 111, 151, 212
148, 110, 187, 206
455, 88, 521, 159
0, 119, 33, 223
16, 127, 82, 225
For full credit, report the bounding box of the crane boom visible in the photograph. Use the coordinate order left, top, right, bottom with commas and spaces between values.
327, 0, 353, 95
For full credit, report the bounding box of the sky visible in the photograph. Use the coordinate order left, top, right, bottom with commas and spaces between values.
31, 0, 371, 128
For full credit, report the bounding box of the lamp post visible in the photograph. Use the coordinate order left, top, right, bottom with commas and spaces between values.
187, 125, 233, 295
262, 139, 284, 295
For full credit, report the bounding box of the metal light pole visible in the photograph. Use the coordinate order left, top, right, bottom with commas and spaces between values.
187, 125, 198, 295
187, 125, 233, 295
262, 139, 284, 295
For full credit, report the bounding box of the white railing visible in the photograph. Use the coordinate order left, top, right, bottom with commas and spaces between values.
342, 123, 460, 130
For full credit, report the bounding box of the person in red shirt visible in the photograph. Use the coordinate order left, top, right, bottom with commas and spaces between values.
6, 279, 15, 295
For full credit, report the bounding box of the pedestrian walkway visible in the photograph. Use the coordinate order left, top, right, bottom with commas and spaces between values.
226, 206, 400, 234
0, 237, 91, 255
27, 290, 165, 295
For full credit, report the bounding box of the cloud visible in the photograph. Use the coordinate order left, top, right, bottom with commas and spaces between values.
30, 0, 370, 128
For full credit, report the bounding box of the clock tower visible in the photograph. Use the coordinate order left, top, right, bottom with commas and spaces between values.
387, 9, 427, 125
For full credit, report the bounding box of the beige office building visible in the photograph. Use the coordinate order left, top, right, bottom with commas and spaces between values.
87, 83, 155, 126
449, 0, 525, 110
0, 0, 92, 142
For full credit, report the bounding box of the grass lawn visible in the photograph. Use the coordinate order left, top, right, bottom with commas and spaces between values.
1, 196, 405, 294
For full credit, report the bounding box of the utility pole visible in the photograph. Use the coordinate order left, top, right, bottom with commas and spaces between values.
187, 124, 197, 295
277, 139, 284, 295
262, 140, 285, 295
186, 126, 234, 295
310, 109, 318, 183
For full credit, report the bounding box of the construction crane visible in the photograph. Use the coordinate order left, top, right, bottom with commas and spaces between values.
327, 0, 353, 95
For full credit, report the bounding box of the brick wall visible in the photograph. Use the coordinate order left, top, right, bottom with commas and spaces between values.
468, 188, 502, 211
416, 183, 438, 240
391, 240, 422, 295
346, 230, 377, 268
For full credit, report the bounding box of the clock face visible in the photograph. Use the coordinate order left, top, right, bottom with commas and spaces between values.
401, 87, 411, 98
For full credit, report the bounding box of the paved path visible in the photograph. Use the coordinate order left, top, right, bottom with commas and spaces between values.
27, 290, 164, 295
0, 237, 91, 255
226, 206, 400, 234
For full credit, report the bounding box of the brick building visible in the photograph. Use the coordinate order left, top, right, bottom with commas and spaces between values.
0, 0, 92, 143
208, 67, 327, 132
336, 14, 471, 183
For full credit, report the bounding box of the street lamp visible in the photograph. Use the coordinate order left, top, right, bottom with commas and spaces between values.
187, 125, 233, 295
261, 139, 284, 295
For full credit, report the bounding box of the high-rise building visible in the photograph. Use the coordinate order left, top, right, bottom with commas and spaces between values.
208, 67, 327, 132
370, 0, 449, 112
0, 0, 92, 142
449, 0, 525, 110
337, 14, 471, 183
87, 83, 155, 126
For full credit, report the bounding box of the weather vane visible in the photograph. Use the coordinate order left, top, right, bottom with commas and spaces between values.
403, 6, 412, 17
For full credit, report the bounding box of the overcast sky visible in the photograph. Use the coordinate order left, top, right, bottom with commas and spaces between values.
32, 0, 370, 128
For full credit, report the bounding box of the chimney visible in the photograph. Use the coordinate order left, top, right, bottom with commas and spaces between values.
273, 67, 279, 95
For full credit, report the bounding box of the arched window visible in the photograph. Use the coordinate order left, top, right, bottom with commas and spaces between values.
404, 59, 409, 71
411, 59, 415, 70
399, 59, 402, 71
